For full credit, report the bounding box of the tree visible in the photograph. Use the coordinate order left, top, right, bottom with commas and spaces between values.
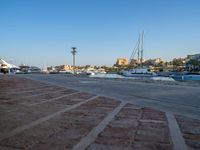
187, 59, 200, 72
173, 59, 183, 67
172, 58, 185, 71
188, 59, 200, 66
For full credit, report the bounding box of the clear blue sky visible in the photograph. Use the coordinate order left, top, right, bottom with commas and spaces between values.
0, 0, 200, 67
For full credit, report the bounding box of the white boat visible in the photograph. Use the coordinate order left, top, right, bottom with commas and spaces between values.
27, 66, 42, 74
59, 70, 73, 74
41, 69, 49, 74
120, 32, 157, 77
121, 68, 157, 77
86, 70, 95, 76
94, 68, 106, 74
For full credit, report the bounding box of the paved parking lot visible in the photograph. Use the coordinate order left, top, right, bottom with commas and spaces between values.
0, 75, 199, 150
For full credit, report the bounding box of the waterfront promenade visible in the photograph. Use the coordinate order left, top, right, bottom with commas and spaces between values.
19, 74, 200, 119
0, 75, 199, 150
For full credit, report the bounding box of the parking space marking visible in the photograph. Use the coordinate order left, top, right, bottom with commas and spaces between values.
4, 92, 81, 113
27, 92, 81, 106
0, 85, 49, 94
2, 89, 69, 103
0, 95, 99, 142
72, 101, 127, 150
166, 112, 188, 150
7, 86, 53, 95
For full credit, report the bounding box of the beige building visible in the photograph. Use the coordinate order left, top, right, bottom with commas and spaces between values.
187, 53, 200, 61
115, 58, 129, 66
54, 65, 73, 71
144, 58, 164, 66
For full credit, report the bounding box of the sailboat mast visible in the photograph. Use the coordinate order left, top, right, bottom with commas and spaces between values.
129, 31, 144, 67
140, 31, 144, 67
137, 34, 141, 64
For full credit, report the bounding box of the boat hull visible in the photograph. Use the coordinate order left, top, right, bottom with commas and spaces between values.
120, 68, 157, 77
122, 74, 157, 77
171, 75, 200, 81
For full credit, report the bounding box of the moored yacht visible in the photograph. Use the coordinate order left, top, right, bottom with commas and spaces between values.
121, 68, 157, 77
120, 31, 157, 77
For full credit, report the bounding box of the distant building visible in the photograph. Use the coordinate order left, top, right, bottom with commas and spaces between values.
18, 64, 41, 73
154, 58, 164, 64
144, 58, 164, 66
129, 59, 139, 66
115, 58, 129, 66
187, 53, 200, 61
186, 54, 200, 71
47, 66, 55, 71
47, 65, 73, 72
54, 65, 73, 71
19, 64, 30, 72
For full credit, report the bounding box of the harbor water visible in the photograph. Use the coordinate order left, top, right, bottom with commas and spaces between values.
90, 73, 175, 81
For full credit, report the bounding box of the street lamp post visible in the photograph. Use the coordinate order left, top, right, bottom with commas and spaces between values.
71, 47, 77, 74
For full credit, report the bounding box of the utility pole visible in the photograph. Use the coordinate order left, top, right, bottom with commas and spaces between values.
71, 47, 77, 74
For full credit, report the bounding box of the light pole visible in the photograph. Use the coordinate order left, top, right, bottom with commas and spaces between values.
71, 47, 77, 74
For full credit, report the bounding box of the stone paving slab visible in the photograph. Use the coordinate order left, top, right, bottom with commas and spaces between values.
175, 115, 200, 150
1, 87, 72, 102
0, 76, 47, 93
87, 103, 173, 150
0, 75, 200, 150
1, 89, 73, 104
0, 97, 119, 149
0, 92, 95, 135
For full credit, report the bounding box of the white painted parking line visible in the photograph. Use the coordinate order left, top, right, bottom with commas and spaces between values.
80, 81, 98, 84
72, 101, 127, 150
139, 119, 166, 124
0, 95, 99, 142
166, 112, 188, 150
0, 85, 49, 94
5, 92, 81, 113
27, 92, 81, 106
2, 89, 69, 103
8, 86, 53, 95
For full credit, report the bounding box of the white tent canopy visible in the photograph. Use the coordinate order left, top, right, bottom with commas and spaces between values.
0, 59, 19, 69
